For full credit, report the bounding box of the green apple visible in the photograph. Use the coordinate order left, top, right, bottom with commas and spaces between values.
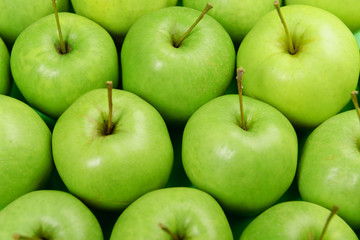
298, 110, 360, 229
52, 88, 173, 211
11, 12, 119, 119
182, 94, 298, 215
285, 0, 360, 32
121, 6, 235, 124
0, 190, 103, 239
71, 0, 177, 41
183, 0, 282, 45
0, 0, 69, 46
0, 37, 10, 95
240, 201, 358, 239
0, 95, 52, 210
110, 187, 233, 240
237, 5, 360, 128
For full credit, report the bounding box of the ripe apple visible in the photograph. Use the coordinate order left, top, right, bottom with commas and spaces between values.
182, 94, 298, 215
110, 187, 233, 240
71, 0, 178, 41
237, 5, 360, 128
285, 0, 360, 32
239, 201, 358, 239
0, 190, 103, 239
0, 0, 69, 46
121, 6, 235, 125
0, 95, 52, 210
52, 88, 174, 211
0, 37, 10, 95
10, 12, 119, 119
183, 0, 282, 45
298, 109, 360, 229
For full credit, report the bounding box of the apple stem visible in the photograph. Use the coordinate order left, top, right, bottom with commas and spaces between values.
51, 0, 66, 54
351, 91, 360, 122
106, 81, 113, 135
159, 223, 180, 240
274, 1, 296, 55
13, 234, 44, 240
174, 3, 213, 48
318, 205, 339, 240
237, 67, 247, 130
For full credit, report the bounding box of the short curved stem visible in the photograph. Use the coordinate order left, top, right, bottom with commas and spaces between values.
174, 3, 213, 48
319, 205, 339, 240
237, 67, 246, 130
106, 81, 113, 135
159, 223, 180, 240
351, 91, 360, 122
274, 1, 296, 55
51, 0, 66, 54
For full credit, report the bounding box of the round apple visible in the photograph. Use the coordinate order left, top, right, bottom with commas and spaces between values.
10, 12, 119, 119
121, 6, 235, 125
52, 88, 174, 211
298, 109, 360, 229
237, 5, 360, 128
71, 0, 178, 40
0, 37, 11, 95
182, 94, 298, 215
0, 0, 69, 46
240, 201, 358, 239
0, 190, 103, 239
0, 95, 52, 210
285, 0, 360, 32
183, 0, 282, 45
110, 187, 233, 240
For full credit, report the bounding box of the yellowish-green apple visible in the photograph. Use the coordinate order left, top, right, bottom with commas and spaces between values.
237, 5, 360, 128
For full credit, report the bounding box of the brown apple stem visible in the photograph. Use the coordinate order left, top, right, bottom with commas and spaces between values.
174, 3, 213, 48
237, 67, 247, 130
274, 0, 296, 55
106, 81, 113, 135
319, 205, 339, 240
51, 0, 66, 54
13, 234, 43, 240
351, 91, 360, 122
159, 223, 180, 240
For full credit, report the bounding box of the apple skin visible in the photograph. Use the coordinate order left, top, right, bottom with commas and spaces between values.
110, 187, 233, 240
0, 95, 52, 210
0, 37, 11, 95
52, 88, 174, 211
121, 6, 235, 125
285, 0, 360, 32
0, 0, 69, 46
0, 190, 103, 239
10, 12, 119, 119
240, 201, 358, 240
71, 0, 177, 40
237, 5, 360, 128
298, 110, 360, 229
182, 94, 298, 215
183, 0, 282, 45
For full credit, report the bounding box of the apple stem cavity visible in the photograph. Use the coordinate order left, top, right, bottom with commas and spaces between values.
51, 0, 67, 54
159, 223, 180, 240
13, 234, 45, 240
274, 1, 296, 55
174, 2, 213, 48
351, 91, 360, 122
318, 205, 339, 240
237, 67, 247, 130
106, 81, 113, 135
